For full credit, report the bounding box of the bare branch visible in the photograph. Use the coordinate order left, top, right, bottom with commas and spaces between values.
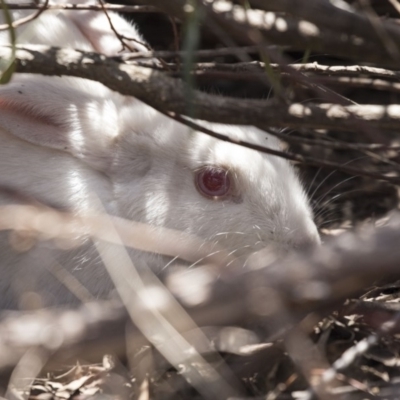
120, 45, 276, 61
0, 202, 237, 269
3, 47, 400, 131
2, 3, 158, 13
0, 0, 49, 31
248, 0, 400, 61
1, 45, 399, 182
134, 0, 400, 67
2, 209, 400, 374
192, 62, 400, 81
167, 114, 400, 183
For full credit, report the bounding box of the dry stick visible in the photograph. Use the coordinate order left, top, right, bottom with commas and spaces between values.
191, 68, 400, 99
199, 0, 357, 107
284, 63, 400, 80
97, 0, 168, 72
0, 0, 49, 31
389, 0, 400, 15
136, 0, 400, 66
168, 63, 400, 111
195, 3, 288, 101
317, 76, 400, 95
193, 62, 400, 81
248, 0, 400, 62
169, 113, 400, 181
268, 129, 400, 169
199, 0, 400, 156
347, 300, 400, 333
178, 69, 400, 155
0, 3, 384, 158
198, 0, 400, 167
147, 0, 399, 172
136, 1, 397, 181
131, 59, 400, 84
177, 62, 400, 155
273, 129, 400, 153
0, 301, 130, 371
92, 203, 243, 400
0, 204, 238, 269
119, 45, 275, 61
168, 15, 181, 70
11, 2, 370, 149
2, 211, 400, 373
360, 0, 400, 60
97, 0, 143, 53
3, 45, 400, 182
317, 294, 400, 393
206, 0, 353, 54
0, 46, 361, 130
200, 70, 400, 100
204, 0, 400, 68
1, 3, 158, 12
5, 3, 394, 155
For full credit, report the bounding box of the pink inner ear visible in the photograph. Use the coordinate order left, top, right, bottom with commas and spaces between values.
0, 98, 60, 127
0, 97, 70, 150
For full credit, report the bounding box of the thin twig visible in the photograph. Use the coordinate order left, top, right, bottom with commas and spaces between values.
118, 45, 275, 61
2, 208, 400, 373
97, 0, 137, 53
167, 113, 400, 183
267, 128, 400, 167
0, 3, 158, 13
191, 62, 400, 81
2, 46, 400, 184
0, 0, 49, 31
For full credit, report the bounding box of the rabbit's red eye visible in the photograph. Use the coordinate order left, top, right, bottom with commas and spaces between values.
195, 166, 231, 199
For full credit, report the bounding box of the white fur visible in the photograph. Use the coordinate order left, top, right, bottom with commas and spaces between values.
0, 1, 319, 308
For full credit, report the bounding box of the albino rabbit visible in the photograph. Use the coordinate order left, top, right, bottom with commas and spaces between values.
0, 1, 319, 309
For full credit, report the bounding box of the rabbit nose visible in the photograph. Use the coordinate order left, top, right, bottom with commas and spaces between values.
293, 229, 321, 251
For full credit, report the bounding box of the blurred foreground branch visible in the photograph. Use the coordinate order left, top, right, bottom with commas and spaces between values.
1, 204, 400, 375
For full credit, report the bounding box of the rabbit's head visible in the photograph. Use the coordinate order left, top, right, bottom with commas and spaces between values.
114, 106, 320, 260
0, 2, 319, 280
0, 74, 319, 267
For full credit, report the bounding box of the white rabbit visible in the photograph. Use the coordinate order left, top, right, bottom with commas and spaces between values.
0, 1, 320, 309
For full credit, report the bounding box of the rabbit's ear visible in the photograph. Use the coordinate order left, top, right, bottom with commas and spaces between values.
66, 8, 148, 56
0, 76, 120, 170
